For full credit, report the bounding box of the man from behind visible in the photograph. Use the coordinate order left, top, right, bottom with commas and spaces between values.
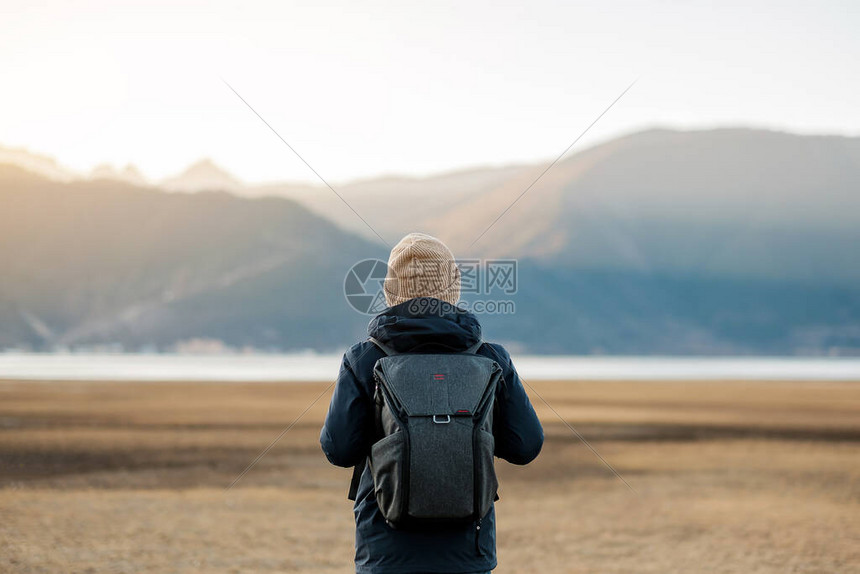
321, 232, 543, 574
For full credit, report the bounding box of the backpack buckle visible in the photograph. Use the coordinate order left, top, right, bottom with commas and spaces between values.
432, 414, 451, 424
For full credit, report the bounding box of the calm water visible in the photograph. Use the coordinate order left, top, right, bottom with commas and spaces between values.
1, 353, 859, 381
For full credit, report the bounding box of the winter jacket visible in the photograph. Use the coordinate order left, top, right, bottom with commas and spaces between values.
321, 298, 544, 574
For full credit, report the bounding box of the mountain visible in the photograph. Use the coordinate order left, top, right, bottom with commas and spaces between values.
0, 164, 382, 351
247, 164, 528, 240
89, 163, 150, 187
160, 159, 244, 193
0, 145, 79, 182
138, 128, 860, 288
1, 127, 858, 355
428, 128, 860, 287
157, 163, 528, 240
471, 262, 860, 355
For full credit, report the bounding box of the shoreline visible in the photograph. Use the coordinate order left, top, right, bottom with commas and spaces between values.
2, 353, 860, 382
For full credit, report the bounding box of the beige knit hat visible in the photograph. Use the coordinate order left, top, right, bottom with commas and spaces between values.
383, 232, 461, 307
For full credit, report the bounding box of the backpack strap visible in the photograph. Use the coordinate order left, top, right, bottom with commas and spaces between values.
368, 336, 397, 356
464, 339, 484, 355
348, 458, 365, 501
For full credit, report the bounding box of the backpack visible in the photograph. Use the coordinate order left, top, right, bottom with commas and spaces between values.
348, 337, 502, 530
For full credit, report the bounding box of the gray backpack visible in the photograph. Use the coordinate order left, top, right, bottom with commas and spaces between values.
353, 337, 502, 529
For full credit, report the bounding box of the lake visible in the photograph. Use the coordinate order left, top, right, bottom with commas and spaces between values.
1, 352, 858, 381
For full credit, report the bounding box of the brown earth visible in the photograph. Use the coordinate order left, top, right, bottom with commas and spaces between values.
1, 379, 858, 573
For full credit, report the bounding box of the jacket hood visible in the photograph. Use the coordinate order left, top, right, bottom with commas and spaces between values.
367, 297, 482, 353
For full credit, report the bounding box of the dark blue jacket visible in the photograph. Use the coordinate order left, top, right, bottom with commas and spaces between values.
320, 298, 544, 574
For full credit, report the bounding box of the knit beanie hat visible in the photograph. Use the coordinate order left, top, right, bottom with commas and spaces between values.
383, 232, 461, 307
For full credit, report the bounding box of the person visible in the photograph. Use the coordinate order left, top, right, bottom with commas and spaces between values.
321, 232, 544, 574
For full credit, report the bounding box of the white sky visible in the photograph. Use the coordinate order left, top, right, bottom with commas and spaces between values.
1, 0, 858, 184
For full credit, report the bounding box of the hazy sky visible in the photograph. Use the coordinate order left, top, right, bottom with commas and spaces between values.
1, 0, 858, 184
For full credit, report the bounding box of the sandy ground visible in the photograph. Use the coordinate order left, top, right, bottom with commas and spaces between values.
0, 379, 858, 573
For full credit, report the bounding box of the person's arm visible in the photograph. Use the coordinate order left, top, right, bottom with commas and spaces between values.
319, 349, 373, 468
485, 343, 544, 465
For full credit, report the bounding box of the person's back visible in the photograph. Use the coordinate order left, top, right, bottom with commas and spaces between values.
321, 233, 544, 574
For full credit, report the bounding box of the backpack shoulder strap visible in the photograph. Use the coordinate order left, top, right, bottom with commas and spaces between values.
464, 339, 484, 355
368, 336, 397, 356
348, 458, 365, 501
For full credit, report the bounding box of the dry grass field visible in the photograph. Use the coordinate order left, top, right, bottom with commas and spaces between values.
1, 378, 858, 573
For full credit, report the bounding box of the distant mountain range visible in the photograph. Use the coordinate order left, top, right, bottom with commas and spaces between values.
431, 128, 860, 286
0, 164, 383, 351
1, 128, 858, 355
160, 159, 245, 193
